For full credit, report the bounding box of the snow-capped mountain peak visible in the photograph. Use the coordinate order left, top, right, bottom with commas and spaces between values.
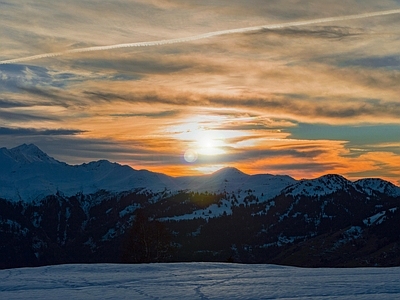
283, 174, 352, 198
315, 174, 351, 186
7, 143, 60, 164
80, 159, 120, 170
210, 167, 248, 180
355, 178, 400, 197
1, 144, 400, 204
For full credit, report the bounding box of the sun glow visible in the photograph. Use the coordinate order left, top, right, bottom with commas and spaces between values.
167, 116, 230, 163
196, 134, 225, 156
182, 132, 226, 163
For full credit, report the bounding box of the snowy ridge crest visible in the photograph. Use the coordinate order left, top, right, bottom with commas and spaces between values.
1, 144, 399, 202
355, 178, 400, 197
2, 143, 60, 165
283, 174, 353, 198
0, 145, 296, 202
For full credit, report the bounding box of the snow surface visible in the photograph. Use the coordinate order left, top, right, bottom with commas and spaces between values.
0, 263, 399, 299
363, 208, 399, 226
160, 199, 233, 221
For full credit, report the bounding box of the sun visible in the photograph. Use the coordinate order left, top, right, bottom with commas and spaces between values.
196, 135, 225, 156
166, 115, 233, 163
183, 133, 225, 163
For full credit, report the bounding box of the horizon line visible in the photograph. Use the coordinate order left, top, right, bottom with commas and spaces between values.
2, 143, 398, 185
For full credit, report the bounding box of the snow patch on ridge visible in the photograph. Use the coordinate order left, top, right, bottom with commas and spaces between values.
356, 178, 400, 197
363, 207, 398, 226
160, 199, 233, 221
284, 174, 353, 198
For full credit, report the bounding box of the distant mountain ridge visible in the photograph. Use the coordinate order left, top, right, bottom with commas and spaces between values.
1, 143, 60, 165
1, 144, 399, 202
1, 144, 400, 269
283, 174, 400, 198
0, 143, 297, 202
0, 144, 172, 201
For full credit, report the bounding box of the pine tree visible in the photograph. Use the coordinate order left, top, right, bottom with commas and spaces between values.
122, 209, 173, 263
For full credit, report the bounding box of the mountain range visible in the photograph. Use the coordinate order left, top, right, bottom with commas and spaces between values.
1, 144, 400, 269
3, 143, 399, 202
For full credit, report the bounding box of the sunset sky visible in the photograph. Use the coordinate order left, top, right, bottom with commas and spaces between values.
1, 0, 400, 184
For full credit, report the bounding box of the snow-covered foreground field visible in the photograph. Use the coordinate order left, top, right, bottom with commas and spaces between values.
0, 263, 399, 299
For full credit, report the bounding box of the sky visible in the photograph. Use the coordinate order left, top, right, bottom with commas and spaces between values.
1, 0, 400, 184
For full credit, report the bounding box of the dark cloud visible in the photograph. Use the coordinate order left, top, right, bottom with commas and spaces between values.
209, 118, 295, 132
0, 127, 86, 136
213, 123, 281, 131
111, 110, 180, 118
82, 91, 131, 103
81, 89, 400, 121
17, 86, 77, 107
195, 147, 325, 165
75, 57, 191, 75
342, 55, 400, 70
14, 86, 101, 111
209, 94, 400, 120
323, 98, 400, 119
0, 110, 59, 122
316, 62, 400, 92
267, 161, 343, 173
82, 90, 201, 106
69, 52, 227, 82
0, 98, 36, 108
254, 26, 364, 39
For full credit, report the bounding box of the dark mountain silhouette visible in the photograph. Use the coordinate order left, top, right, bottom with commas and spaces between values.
1, 144, 399, 269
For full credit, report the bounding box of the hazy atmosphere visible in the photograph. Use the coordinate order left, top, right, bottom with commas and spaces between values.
1, 0, 400, 183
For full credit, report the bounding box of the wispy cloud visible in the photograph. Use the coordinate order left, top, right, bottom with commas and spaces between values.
0, 110, 59, 122
111, 110, 181, 118
80, 89, 400, 123
0, 127, 85, 136
2, 9, 400, 64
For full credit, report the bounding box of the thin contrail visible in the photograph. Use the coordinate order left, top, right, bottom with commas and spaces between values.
1, 9, 400, 64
